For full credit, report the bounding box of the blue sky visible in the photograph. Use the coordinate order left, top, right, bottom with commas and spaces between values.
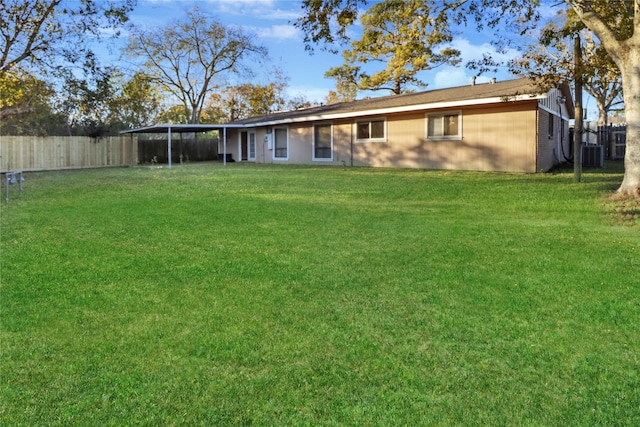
102, 0, 598, 119
106, 0, 521, 100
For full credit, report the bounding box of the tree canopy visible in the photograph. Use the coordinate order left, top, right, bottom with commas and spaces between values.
0, 0, 134, 74
510, 9, 623, 126
126, 7, 267, 124
325, 0, 460, 95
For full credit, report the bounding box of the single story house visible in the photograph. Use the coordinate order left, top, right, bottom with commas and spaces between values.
223, 78, 574, 173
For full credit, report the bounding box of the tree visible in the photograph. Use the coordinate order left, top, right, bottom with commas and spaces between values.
0, 0, 134, 74
214, 82, 287, 122
0, 67, 63, 135
286, 95, 317, 111
208, 69, 290, 122
108, 72, 164, 129
509, 9, 623, 126
325, 0, 460, 95
324, 65, 358, 103
1, 0, 135, 136
53, 66, 121, 136
126, 7, 267, 124
297, 0, 640, 199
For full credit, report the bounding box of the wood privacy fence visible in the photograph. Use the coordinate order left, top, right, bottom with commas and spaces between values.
0, 135, 137, 172
138, 138, 219, 164
596, 125, 626, 160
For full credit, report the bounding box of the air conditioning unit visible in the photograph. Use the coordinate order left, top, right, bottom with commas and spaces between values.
582, 144, 604, 168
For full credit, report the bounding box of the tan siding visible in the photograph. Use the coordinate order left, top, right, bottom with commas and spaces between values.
287, 125, 309, 164
244, 100, 548, 173
332, 121, 352, 165
346, 102, 538, 172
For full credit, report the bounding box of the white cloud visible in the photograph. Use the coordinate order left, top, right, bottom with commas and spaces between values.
255, 24, 299, 40
449, 37, 520, 64
432, 68, 471, 89
213, 0, 276, 9
210, 0, 299, 20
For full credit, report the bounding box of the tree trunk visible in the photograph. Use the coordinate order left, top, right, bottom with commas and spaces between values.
565, 0, 639, 198
574, 35, 583, 183
617, 54, 640, 199
597, 100, 607, 127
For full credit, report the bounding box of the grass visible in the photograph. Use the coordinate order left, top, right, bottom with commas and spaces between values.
1, 162, 639, 425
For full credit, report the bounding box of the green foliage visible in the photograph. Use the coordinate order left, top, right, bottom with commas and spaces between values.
297, 0, 365, 51
509, 7, 623, 125
0, 0, 134, 74
297, 0, 540, 52
108, 72, 164, 129
1, 165, 639, 425
326, 0, 461, 95
0, 68, 64, 135
324, 64, 360, 101
216, 81, 287, 121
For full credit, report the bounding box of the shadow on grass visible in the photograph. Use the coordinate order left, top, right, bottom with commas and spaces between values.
548, 160, 638, 226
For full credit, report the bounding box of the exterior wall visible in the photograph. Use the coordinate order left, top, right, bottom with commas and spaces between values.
225, 99, 564, 173
348, 101, 539, 173
537, 101, 572, 171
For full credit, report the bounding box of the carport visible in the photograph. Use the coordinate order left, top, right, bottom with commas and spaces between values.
120, 123, 245, 168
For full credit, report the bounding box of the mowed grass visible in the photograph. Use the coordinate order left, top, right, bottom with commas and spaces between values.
1, 163, 639, 425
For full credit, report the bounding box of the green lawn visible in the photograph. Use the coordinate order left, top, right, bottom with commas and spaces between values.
1, 163, 639, 425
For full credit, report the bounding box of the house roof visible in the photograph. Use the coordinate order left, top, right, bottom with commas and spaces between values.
230, 78, 574, 127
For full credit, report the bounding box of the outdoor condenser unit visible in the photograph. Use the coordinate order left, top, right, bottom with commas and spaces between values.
582, 144, 604, 168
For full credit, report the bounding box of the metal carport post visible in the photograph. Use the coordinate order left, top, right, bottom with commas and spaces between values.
223, 127, 227, 165
167, 125, 172, 168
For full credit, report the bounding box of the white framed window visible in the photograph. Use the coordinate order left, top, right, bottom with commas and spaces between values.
273, 127, 289, 160
313, 123, 333, 161
426, 111, 462, 140
356, 118, 386, 142
248, 131, 256, 161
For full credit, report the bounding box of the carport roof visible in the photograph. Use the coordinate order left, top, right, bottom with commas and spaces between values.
119, 123, 243, 134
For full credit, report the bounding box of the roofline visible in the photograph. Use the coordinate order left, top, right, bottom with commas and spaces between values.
119, 123, 245, 135
240, 94, 546, 127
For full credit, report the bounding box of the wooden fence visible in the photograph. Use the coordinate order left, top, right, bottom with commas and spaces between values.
0, 135, 137, 173
138, 137, 219, 164
597, 125, 627, 160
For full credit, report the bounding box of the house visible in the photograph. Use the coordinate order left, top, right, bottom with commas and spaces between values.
223, 78, 574, 173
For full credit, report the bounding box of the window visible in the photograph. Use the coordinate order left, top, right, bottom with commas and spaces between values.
427, 112, 462, 140
356, 119, 386, 142
248, 132, 256, 160
273, 127, 288, 160
313, 124, 333, 160
548, 113, 555, 139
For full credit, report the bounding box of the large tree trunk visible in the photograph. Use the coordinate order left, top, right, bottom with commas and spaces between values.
617, 56, 640, 199
596, 100, 607, 126
567, 0, 639, 199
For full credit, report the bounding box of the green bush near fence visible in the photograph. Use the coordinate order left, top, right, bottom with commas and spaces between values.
1, 163, 639, 425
